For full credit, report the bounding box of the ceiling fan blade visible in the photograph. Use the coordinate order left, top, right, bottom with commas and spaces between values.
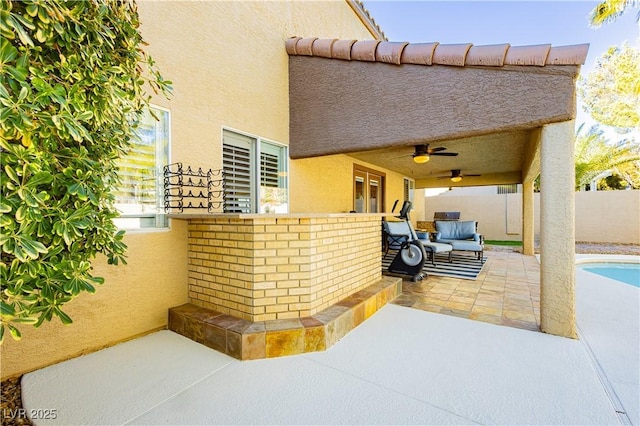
467, 174, 481, 177
431, 152, 458, 156
428, 147, 447, 153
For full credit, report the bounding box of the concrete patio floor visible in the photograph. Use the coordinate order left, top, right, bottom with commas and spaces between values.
21, 254, 639, 425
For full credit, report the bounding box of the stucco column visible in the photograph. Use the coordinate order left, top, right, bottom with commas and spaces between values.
539, 121, 576, 338
522, 181, 535, 256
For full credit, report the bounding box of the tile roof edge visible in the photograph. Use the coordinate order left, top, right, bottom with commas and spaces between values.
286, 38, 589, 67
346, 0, 387, 41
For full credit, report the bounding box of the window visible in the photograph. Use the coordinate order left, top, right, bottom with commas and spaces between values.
223, 129, 288, 214
113, 106, 170, 229
353, 165, 385, 213
497, 184, 520, 194
404, 178, 415, 203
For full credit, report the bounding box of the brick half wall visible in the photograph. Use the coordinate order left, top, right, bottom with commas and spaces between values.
185, 214, 383, 322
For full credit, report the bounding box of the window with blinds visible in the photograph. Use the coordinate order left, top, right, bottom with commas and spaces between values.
114, 106, 169, 229
223, 131, 255, 213
223, 130, 288, 214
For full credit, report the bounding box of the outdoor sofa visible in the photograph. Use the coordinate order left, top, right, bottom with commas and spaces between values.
433, 220, 484, 262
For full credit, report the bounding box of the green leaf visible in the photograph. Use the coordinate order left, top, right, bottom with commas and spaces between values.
4, 164, 20, 184
0, 38, 18, 65
55, 308, 73, 325
8, 15, 34, 47
8, 324, 22, 341
28, 172, 54, 186
1, 301, 16, 318
0, 200, 11, 213
26, 5, 38, 17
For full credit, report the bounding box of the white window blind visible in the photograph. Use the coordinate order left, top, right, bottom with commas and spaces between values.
223, 131, 255, 213
222, 130, 288, 214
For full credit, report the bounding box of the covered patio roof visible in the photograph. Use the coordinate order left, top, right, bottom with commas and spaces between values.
286, 38, 589, 188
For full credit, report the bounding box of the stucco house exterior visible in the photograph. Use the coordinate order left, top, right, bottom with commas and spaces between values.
1, 1, 589, 379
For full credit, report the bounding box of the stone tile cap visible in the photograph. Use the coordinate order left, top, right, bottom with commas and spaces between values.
432, 43, 473, 66
400, 42, 439, 65
546, 44, 590, 65
332, 39, 357, 60
375, 41, 409, 65
351, 39, 382, 61
466, 44, 511, 66
505, 44, 551, 66
312, 38, 338, 59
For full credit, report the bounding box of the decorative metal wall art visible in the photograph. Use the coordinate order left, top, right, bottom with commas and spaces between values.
163, 163, 224, 213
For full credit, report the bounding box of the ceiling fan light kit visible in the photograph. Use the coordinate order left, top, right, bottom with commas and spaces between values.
413, 154, 429, 163
450, 175, 463, 182
411, 144, 458, 164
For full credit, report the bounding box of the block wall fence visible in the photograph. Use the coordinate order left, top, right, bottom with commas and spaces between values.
420, 190, 640, 244
181, 214, 383, 322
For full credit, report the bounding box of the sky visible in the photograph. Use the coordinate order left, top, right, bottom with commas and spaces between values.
362, 1, 639, 74
362, 1, 640, 132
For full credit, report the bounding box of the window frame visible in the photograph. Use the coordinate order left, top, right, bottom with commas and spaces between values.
221, 127, 289, 214
404, 178, 415, 204
352, 164, 386, 213
113, 104, 171, 231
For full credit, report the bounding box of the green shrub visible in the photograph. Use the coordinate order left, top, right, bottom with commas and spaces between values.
0, 0, 171, 342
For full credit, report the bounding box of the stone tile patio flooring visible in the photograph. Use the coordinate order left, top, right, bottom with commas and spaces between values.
390, 251, 541, 331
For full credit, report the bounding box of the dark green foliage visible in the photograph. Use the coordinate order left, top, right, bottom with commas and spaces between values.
0, 0, 171, 342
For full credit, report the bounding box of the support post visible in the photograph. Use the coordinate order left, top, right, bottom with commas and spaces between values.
539, 121, 576, 338
522, 181, 535, 256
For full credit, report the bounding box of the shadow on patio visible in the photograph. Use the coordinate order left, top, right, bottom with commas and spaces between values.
389, 250, 541, 332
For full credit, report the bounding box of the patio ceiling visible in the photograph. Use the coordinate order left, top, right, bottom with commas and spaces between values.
287, 38, 588, 188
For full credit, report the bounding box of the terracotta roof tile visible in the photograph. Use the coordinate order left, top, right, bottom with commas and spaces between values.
332, 39, 357, 60
295, 37, 318, 56
285, 37, 302, 55
432, 43, 473, 66
312, 39, 337, 58
351, 40, 381, 61
400, 42, 439, 65
375, 41, 409, 65
546, 44, 590, 65
286, 37, 588, 68
504, 44, 551, 66
466, 44, 510, 66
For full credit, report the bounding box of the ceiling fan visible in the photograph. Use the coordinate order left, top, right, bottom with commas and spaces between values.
438, 169, 481, 182
412, 144, 458, 163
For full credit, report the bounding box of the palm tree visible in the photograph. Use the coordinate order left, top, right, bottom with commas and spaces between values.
590, 0, 640, 27
574, 124, 640, 190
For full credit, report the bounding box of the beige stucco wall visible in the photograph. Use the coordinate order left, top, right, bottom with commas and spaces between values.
290, 154, 408, 213
138, 1, 377, 172
1, 2, 379, 380
1, 222, 189, 379
420, 190, 640, 244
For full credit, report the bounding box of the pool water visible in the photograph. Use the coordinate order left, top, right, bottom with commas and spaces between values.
578, 263, 640, 288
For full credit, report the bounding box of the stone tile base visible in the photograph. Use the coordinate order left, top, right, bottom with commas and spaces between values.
168, 276, 402, 360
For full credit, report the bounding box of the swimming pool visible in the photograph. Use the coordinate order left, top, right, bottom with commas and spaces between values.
578, 262, 640, 288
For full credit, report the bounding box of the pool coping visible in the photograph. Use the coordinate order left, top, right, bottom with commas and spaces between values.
575, 254, 640, 265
